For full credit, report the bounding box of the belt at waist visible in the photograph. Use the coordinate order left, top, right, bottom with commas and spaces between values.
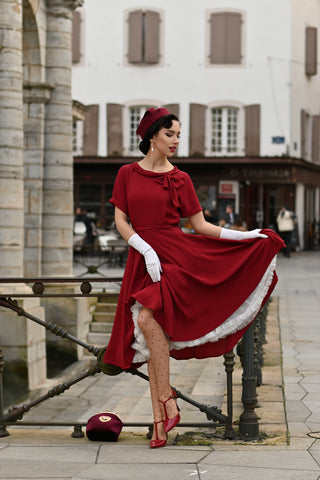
135, 225, 180, 232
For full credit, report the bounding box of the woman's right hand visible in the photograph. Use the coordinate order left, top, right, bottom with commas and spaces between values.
143, 248, 162, 282
128, 233, 162, 282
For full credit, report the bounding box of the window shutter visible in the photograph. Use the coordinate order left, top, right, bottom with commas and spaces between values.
72, 11, 81, 64
305, 27, 317, 76
145, 10, 160, 63
107, 104, 123, 156
245, 104, 260, 156
164, 104, 180, 155
210, 12, 227, 64
128, 10, 143, 63
163, 104, 180, 118
189, 103, 206, 156
210, 12, 242, 64
226, 13, 242, 63
312, 115, 320, 163
83, 105, 99, 156
301, 109, 307, 159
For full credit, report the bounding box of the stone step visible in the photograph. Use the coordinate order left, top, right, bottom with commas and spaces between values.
90, 322, 113, 334
95, 302, 118, 313
93, 312, 115, 322
87, 331, 110, 345
97, 295, 119, 304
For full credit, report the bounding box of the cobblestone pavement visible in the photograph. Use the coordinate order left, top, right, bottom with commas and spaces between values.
1, 251, 320, 479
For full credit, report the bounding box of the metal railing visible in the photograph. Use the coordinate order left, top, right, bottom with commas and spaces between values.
0, 277, 267, 441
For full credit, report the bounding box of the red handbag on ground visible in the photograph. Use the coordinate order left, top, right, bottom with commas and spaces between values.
86, 412, 123, 442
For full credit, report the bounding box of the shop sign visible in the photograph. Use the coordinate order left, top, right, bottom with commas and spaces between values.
220, 183, 233, 194
229, 168, 291, 180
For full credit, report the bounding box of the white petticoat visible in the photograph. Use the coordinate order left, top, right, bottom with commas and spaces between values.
131, 255, 277, 364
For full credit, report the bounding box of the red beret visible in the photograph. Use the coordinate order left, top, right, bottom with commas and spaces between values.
136, 107, 170, 139
86, 412, 123, 442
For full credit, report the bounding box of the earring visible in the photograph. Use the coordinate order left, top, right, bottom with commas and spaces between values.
151, 141, 154, 152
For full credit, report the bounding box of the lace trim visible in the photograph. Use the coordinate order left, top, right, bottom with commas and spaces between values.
131, 256, 277, 363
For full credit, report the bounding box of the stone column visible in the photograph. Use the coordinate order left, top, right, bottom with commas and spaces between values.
0, 0, 24, 276
42, 0, 83, 276
23, 83, 53, 276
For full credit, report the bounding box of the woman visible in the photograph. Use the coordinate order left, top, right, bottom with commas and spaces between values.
102, 107, 284, 448
276, 204, 295, 258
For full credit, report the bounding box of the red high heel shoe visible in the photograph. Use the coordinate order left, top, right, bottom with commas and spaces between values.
160, 391, 180, 433
149, 421, 167, 449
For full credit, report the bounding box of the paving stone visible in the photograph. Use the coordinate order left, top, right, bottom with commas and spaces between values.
198, 464, 320, 480
0, 460, 90, 479
200, 449, 319, 470
97, 444, 212, 464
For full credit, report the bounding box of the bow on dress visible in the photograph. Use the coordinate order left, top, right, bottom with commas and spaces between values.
156, 174, 185, 209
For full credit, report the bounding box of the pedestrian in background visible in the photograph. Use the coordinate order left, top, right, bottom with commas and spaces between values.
277, 205, 295, 258
225, 204, 238, 227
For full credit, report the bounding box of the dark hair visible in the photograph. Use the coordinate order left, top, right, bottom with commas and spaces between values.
138, 114, 179, 155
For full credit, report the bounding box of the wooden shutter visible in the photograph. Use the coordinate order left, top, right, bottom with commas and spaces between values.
305, 27, 317, 76
72, 11, 81, 63
189, 104, 206, 156
128, 10, 143, 63
210, 13, 226, 63
301, 109, 307, 159
226, 13, 242, 63
164, 104, 180, 118
107, 104, 123, 156
209, 12, 242, 64
164, 104, 180, 155
312, 115, 320, 163
145, 11, 160, 63
245, 104, 260, 156
83, 105, 99, 156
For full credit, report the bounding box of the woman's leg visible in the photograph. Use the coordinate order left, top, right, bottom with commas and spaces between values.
138, 307, 179, 422
147, 360, 166, 441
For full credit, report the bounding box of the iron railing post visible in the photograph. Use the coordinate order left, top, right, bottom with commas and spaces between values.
0, 341, 9, 437
239, 321, 259, 441
223, 350, 236, 439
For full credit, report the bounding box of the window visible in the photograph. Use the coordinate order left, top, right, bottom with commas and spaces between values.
210, 107, 239, 154
209, 11, 243, 65
107, 103, 178, 156
127, 10, 160, 64
129, 105, 153, 153
72, 120, 84, 155
190, 103, 258, 157
72, 100, 86, 155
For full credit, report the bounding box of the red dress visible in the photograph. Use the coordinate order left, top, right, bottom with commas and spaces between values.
103, 162, 284, 370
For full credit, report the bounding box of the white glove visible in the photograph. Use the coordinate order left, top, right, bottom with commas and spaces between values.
220, 228, 268, 240
128, 233, 162, 282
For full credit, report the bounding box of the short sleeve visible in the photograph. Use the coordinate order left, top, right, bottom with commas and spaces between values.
179, 173, 202, 218
109, 166, 129, 215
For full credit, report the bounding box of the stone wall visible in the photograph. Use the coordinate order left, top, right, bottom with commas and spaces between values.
0, 0, 84, 392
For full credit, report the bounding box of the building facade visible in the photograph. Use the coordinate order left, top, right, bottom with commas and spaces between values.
72, 0, 320, 249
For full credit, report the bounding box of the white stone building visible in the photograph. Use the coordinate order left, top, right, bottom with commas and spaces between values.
72, 0, 320, 249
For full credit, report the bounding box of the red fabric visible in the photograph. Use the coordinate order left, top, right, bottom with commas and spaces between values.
103, 162, 285, 370
136, 107, 170, 139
